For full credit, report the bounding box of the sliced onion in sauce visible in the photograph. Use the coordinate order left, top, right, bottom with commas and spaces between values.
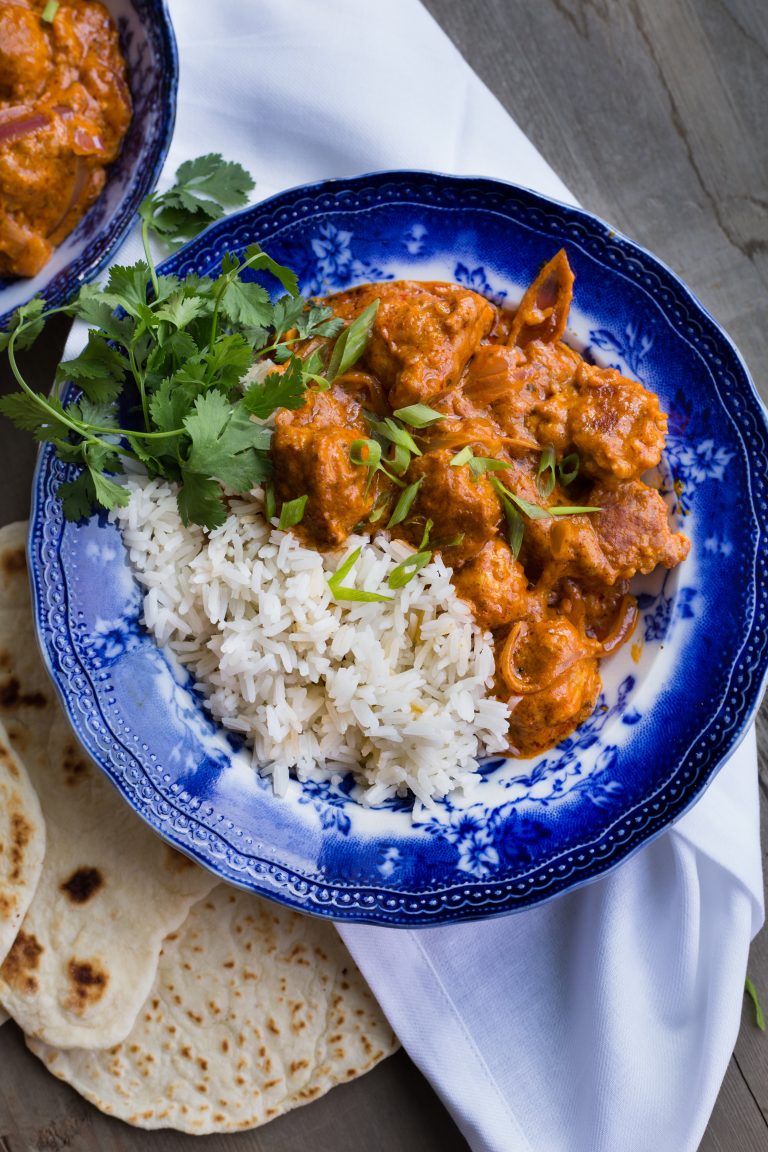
498, 619, 598, 696
0, 108, 49, 144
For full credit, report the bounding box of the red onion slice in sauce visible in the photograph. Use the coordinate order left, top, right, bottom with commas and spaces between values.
0, 109, 49, 144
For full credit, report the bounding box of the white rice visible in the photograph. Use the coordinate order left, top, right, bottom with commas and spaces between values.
112, 476, 509, 807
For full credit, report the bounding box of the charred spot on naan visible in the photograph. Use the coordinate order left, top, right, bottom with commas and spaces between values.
0, 677, 48, 710
64, 959, 109, 1015
1, 929, 43, 995
60, 868, 104, 905
62, 741, 91, 787
0, 547, 26, 579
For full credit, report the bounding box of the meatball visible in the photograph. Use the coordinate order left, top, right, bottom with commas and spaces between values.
452, 539, 531, 631
568, 363, 667, 481
403, 448, 501, 566
331, 281, 495, 408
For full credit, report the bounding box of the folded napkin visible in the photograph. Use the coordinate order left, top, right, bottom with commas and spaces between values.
66, 1, 764, 1149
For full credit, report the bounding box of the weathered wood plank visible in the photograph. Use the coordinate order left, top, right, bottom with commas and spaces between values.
0, 1028, 468, 1152
697, 1055, 768, 1152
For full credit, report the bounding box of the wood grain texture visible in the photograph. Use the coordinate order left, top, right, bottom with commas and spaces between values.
0, 0, 766, 1148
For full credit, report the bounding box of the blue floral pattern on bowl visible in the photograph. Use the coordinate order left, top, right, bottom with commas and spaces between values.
0, 0, 177, 329
28, 172, 768, 926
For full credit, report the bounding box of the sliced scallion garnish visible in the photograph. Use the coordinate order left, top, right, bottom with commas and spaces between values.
746, 977, 766, 1031
327, 546, 393, 603
387, 443, 411, 476
503, 501, 525, 559
278, 494, 308, 530
349, 438, 382, 470
368, 492, 391, 523
470, 456, 513, 479
264, 481, 276, 522
386, 477, 423, 529
548, 505, 602, 515
372, 417, 421, 457
393, 404, 446, 428
41, 0, 59, 21
559, 451, 580, 486
388, 549, 432, 589
449, 445, 474, 467
326, 299, 380, 382
491, 476, 599, 520
537, 445, 556, 499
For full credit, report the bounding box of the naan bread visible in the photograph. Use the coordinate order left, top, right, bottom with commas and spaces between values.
0, 522, 217, 1049
0, 716, 45, 967
29, 885, 398, 1132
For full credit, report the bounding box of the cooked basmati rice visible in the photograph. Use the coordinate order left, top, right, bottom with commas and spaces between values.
113, 476, 509, 806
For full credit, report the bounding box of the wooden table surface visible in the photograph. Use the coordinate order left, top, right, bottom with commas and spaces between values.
1, 1, 766, 1149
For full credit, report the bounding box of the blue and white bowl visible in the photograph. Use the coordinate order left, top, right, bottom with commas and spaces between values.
28, 172, 768, 926
0, 0, 177, 328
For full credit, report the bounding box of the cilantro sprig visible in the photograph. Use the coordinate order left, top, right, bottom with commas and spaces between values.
0, 156, 376, 531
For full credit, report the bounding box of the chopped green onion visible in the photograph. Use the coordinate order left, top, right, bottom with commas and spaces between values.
746, 977, 766, 1031
502, 501, 525, 559
490, 477, 553, 520
537, 445, 556, 499
264, 481, 276, 522
450, 445, 474, 467
278, 494, 308, 530
387, 443, 411, 476
491, 476, 599, 521
386, 477, 423, 529
558, 452, 580, 486
418, 519, 433, 551
368, 492, 391, 523
326, 299, 380, 382
433, 530, 465, 550
393, 404, 446, 428
41, 0, 59, 21
372, 417, 421, 457
388, 550, 432, 589
469, 456, 513, 478
327, 546, 392, 603
349, 438, 382, 469
548, 505, 602, 515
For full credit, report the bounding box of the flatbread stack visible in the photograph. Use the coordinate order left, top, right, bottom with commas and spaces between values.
0, 522, 398, 1132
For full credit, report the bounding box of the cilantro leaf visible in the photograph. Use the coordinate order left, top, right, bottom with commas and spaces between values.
154, 293, 208, 330
184, 392, 271, 491
242, 356, 306, 418
67, 398, 118, 430
0, 298, 46, 352
199, 333, 253, 391
139, 155, 255, 247
0, 392, 70, 438
219, 279, 272, 329
90, 468, 130, 511
56, 332, 127, 402
106, 264, 151, 317
58, 471, 97, 521
177, 471, 228, 529
173, 154, 254, 206
72, 293, 135, 346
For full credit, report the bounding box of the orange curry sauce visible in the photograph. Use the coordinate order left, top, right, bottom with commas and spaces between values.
271, 252, 691, 758
0, 0, 131, 277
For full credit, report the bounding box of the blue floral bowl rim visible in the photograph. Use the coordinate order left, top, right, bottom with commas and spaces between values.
0, 0, 178, 331
27, 169, 768, 925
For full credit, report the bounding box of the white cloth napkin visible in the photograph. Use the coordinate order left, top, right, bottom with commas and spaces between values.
65, 2, 765, 1148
